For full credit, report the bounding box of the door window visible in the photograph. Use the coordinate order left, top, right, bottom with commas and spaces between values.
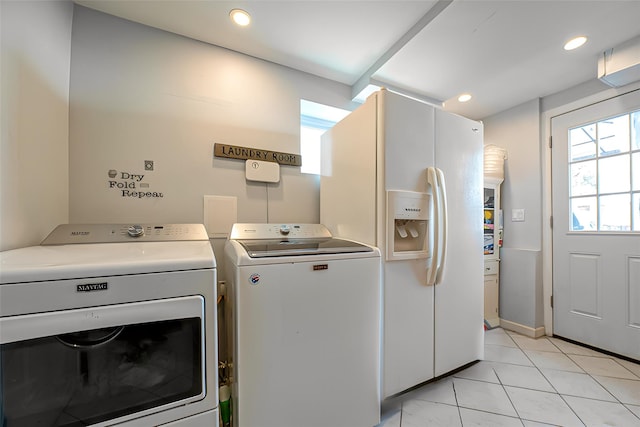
568, 109, 640, 231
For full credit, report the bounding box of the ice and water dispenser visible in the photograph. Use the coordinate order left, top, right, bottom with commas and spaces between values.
386, 190, 430, 261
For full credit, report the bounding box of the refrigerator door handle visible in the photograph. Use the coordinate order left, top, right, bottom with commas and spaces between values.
426, 167, 440, 286
435, 168, 448, 284
427, 167, 448, 286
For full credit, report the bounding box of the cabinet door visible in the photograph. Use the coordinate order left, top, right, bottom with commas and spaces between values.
484, 272, 500, 327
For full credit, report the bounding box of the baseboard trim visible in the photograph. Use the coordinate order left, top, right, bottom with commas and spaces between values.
500, 319, 545, 338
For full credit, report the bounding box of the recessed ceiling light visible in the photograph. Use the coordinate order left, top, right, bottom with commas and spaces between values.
564, 36, 587, 51
458, 93, 472, 103
230, 9, 251, 27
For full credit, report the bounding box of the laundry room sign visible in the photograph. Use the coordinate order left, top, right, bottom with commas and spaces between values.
107, 162, 164, 199
214, 143, 302, 166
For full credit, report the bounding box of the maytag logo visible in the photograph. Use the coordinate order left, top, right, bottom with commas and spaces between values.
77, 282, 108, 292
71, 231, 90, 236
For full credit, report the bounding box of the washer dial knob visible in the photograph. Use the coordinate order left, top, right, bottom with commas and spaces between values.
279, 225, 291, 235
127, 225, 145, 237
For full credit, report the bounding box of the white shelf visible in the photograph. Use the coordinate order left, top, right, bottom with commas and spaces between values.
484, 182, 502, 328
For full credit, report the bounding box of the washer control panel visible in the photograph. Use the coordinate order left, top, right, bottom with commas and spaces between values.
229, 223, 333, 240
41, 224, 210, 245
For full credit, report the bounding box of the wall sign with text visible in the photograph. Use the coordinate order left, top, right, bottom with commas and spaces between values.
107, 161, 163, 199
214, 143, 301, 167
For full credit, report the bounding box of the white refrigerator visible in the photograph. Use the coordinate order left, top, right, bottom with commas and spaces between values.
320, 89, 484, 399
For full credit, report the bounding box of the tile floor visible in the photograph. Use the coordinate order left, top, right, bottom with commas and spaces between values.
378, 327, 640, 427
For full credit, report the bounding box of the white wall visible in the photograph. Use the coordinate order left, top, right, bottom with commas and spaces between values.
69, 6, 358, 278
483, 99, 544, 329
0, 0, 73, 251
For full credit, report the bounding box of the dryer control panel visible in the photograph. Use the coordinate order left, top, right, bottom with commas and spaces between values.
41, 224, 209, 245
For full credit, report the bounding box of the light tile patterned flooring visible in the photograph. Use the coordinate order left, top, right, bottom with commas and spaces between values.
378, 328, 640, 427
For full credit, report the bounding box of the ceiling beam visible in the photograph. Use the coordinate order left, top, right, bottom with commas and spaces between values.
351, 0, 453, 101
369, 79, 443, 106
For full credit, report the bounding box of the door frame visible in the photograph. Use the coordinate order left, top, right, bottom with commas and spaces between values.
542, 80, 640, 337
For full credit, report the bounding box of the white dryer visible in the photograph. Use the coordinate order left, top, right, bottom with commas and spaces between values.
224, 223, 381, 427
0, 224, 218, 427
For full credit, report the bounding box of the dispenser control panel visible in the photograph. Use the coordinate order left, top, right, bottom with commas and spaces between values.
386, 190, 431, 261
392, 193, 430, 220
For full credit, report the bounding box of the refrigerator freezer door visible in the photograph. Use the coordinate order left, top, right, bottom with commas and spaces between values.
379, 91, 438, 398
382, 259, 434, 397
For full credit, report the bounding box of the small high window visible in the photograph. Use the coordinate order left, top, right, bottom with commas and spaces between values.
300, 100, 350, 175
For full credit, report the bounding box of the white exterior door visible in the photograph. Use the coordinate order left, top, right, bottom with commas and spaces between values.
551, 89, 640, 361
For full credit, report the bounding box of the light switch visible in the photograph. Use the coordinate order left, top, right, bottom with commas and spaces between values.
204, 195, 237, 238
511, 208, 525, 222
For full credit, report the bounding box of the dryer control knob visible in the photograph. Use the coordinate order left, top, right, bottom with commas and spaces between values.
279, 225, 291, 235
127, 225, 145, 237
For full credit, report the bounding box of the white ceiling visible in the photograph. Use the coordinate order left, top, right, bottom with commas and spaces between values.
75, 0, 640, 120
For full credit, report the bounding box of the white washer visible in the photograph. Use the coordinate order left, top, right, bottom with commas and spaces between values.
0, 224, 218, 427
224, 223, 381, 427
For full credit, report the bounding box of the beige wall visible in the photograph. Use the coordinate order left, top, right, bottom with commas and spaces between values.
0, 0, 73, 251
68, 7, 360, 279
484, 99, 542, 250
69, 6, 356, 228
